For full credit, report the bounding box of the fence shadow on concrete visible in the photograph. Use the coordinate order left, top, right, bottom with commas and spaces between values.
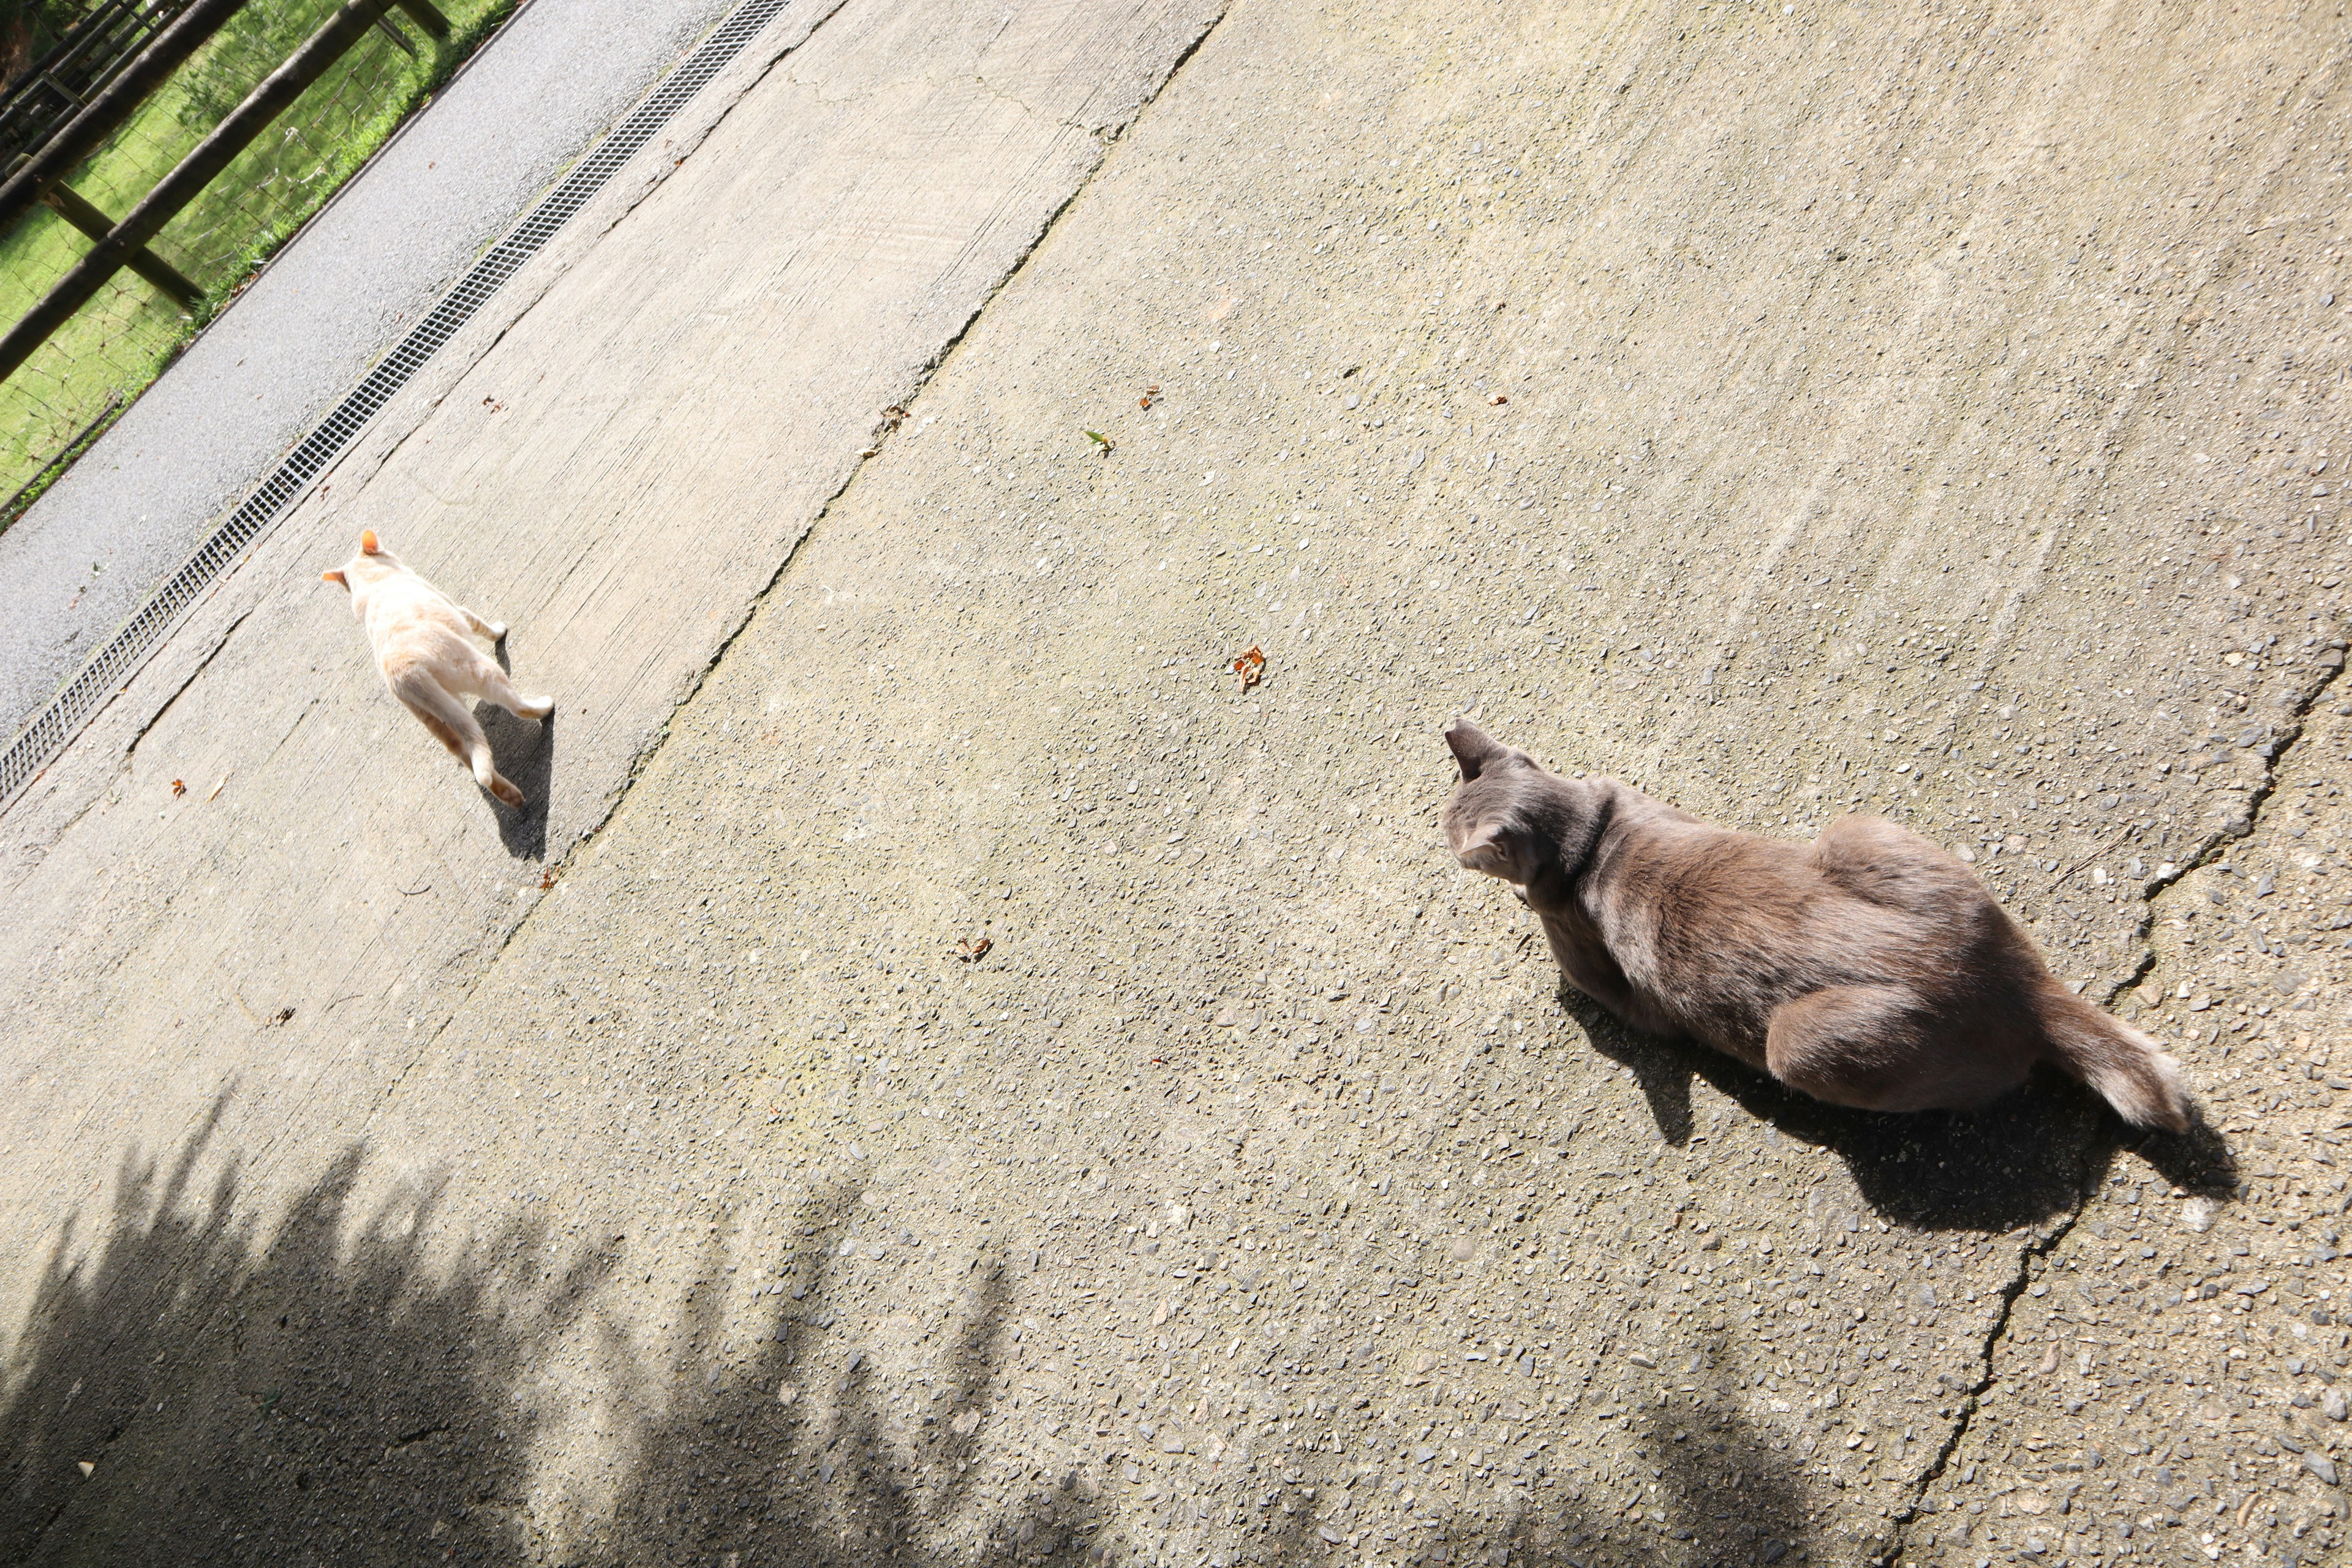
0, 1104, 1836, 1568
1561, 991, 2237, 1235
1443, 1358, 1831, 1568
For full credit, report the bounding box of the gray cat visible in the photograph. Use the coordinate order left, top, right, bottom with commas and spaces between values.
1439, 720, 2188, 1131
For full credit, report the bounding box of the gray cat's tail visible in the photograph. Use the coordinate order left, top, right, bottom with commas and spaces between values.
2043, 994, 2190, 1133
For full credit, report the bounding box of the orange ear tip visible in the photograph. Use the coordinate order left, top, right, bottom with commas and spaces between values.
360, 529, 380, 552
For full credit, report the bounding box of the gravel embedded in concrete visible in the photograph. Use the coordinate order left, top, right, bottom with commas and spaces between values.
0, 2, 2347, 1566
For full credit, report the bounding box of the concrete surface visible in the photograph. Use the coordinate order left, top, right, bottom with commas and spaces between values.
1, 2, 2349, 1567
0, 0, 750, 737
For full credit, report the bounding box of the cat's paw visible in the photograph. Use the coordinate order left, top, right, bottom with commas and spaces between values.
489, 622, 508, 643
490, 775, 526, 808
522, 695, 556, 721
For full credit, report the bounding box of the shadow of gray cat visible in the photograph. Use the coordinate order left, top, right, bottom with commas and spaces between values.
1560, 987, 2236, 1234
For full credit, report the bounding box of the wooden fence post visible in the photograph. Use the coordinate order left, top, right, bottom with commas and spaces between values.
0, 0, 250, 239
38, 182, 205, 307
392, 1, 451, 39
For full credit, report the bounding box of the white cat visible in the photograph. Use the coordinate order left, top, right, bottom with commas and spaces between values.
323, 530, 553, 806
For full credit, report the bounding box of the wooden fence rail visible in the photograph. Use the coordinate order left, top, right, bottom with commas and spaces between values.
0, 0, 449, 383
0, 0, 204, 170
0, 0, 251, 238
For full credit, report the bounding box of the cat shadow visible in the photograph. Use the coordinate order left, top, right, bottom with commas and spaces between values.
478, 701, 552, 859
2122, 1100, 2239, 1200
477, 630, 553, 858
1558, 988, 2237, 1233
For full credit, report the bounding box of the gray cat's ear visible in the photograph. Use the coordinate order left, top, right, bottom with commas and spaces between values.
1446, 720, 1508, 780
1453, 825, 1523, 881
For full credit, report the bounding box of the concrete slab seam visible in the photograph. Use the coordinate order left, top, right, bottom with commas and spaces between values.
351, 1, 1236, 1142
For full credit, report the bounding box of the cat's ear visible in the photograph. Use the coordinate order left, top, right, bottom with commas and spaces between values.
321, 568, 347, 587
1453, 824, 1526, 881
1445, 719, 1509, 780
360, 530, 381, 554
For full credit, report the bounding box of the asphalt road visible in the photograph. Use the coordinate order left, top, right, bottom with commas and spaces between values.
0, 0, 746, 739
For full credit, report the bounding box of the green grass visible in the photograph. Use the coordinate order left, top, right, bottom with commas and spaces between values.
0, 0, 517, 527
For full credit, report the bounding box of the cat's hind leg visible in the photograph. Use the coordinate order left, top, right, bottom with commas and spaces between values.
473, 661, 554, 722
391, 666, 524, 805
451, 601, 507, 643
1762, 984, 1956, 1114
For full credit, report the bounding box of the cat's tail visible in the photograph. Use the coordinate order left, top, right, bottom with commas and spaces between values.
2041, 991, 2190, 1133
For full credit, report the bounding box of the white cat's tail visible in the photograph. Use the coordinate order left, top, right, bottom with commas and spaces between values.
390, 667, 524, 807
2042, 993, 2190, 1133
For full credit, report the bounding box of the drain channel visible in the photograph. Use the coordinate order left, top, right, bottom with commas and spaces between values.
0, 0, 799, 812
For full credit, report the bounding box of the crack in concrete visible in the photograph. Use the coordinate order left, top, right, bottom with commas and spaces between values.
2110, 640, 2348, 1009
1875, 1207, 2086, 1567
390, 1420, 453, 1451
8, 602, 262, 880
966, 71, 1112, 141
971, 73, 1041, 119
1877, 633, 2345, 1564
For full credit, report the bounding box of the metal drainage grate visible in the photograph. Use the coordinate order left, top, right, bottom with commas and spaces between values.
0, 0, 799, 812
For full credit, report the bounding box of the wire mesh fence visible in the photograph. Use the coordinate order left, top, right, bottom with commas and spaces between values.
0, 0, 512, 526
0, 1, 204, 170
